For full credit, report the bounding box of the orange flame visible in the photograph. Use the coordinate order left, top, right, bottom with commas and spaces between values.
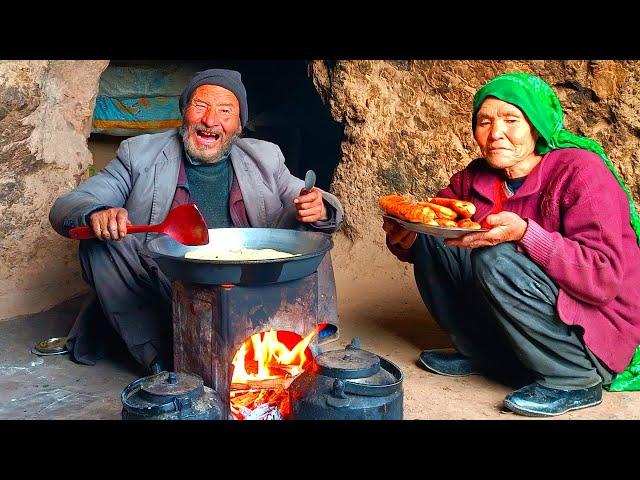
229, 325, 324, 420
231, 325, 321, 383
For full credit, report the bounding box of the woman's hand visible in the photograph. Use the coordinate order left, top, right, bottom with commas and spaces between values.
445, 211, 527, 249
383, 217, 417, 250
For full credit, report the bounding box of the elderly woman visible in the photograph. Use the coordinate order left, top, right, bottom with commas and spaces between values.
384, 72, 640, 417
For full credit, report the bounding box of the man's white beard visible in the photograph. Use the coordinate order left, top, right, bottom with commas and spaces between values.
180, 124, 239, 164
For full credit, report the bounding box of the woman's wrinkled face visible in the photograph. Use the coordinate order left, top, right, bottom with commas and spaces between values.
474, 97, 539, 175
181, 84, 242, 164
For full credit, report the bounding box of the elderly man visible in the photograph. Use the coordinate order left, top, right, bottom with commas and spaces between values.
50, 68, 345, 374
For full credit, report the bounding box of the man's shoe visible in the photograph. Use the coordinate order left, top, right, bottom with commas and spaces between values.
504, 382, 602, 417
418, 350, 480, 377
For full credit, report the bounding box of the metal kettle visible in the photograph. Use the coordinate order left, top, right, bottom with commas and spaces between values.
288, 338, 403, 420
121, 371, 223, 420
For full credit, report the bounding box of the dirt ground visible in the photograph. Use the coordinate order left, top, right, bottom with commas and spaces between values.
1, 235, 639, 420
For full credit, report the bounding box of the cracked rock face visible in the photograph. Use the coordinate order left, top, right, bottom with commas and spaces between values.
310, 60, 640, 243
0, 60, 108, 320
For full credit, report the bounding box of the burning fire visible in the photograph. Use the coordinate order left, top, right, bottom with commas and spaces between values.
230, 325, 324, 420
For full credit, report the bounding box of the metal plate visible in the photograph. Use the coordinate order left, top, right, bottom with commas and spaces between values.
144, 228, 333, 285
383, 214, 488, 239
31, 348, 70, 357
33, 337, 69, 355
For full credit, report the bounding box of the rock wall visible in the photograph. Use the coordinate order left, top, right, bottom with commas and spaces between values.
310, 60, 640, 243
0, 60, 108, 319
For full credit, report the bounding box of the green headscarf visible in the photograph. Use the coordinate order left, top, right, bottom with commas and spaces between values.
472, 72, 640, 248
473, 72, 640, 392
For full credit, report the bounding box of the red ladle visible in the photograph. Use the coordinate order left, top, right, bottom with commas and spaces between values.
68, 203, 210, 246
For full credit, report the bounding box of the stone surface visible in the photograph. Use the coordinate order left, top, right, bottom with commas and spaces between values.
310, 60, 640, 245
0, 60, 108, 319
0, 295, 138, 420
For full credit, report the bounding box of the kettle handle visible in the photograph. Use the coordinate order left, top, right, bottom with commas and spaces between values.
326, 379, 351, 409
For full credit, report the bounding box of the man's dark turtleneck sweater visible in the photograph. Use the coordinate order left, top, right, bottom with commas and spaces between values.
184, 151, 234, 228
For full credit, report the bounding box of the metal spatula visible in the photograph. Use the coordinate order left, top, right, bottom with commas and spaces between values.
302, 169, 316, 194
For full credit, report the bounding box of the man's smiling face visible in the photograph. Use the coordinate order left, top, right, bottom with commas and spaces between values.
180, 84, 242, 164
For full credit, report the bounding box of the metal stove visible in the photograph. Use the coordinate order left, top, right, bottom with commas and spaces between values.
145, 227, 332, 419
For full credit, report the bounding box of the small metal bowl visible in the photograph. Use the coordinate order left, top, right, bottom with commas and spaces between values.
32, 337, 69, 356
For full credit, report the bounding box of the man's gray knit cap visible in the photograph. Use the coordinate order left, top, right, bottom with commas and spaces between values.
179, 68, 248, 127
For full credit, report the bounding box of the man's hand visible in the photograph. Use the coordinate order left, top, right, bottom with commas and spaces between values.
445, 211, 527, 249
294, 187, 328, 223
89, 208, 131, 241
383, 217, 417, 250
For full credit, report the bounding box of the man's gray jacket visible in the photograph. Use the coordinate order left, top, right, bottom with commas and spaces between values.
50, 129, 344, 238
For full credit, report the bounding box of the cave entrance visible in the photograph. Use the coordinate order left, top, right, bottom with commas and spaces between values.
88, 60, 343, 192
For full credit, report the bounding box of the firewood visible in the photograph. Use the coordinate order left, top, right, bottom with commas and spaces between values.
231, 376, 295, 391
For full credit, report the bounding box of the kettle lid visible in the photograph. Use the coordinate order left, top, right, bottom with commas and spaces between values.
315, 338, 381, 379
121, 372, 205, 417
140, 371, 202, 398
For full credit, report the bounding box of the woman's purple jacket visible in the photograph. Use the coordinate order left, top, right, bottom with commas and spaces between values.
394, 148, 640, 372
